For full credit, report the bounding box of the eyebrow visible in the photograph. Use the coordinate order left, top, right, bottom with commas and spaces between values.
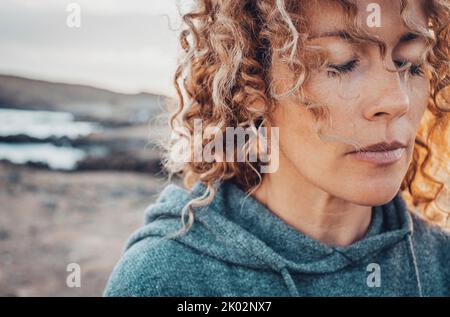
308, 30, 422, 44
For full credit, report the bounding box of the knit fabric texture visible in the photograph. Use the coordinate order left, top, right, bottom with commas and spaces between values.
104, 180, 450, 296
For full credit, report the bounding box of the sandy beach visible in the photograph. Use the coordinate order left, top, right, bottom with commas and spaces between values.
0, 162, 171, 296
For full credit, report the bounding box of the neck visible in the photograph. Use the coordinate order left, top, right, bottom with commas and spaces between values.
252, 159, 372, 247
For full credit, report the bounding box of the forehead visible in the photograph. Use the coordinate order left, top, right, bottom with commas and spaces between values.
305, 0, 428, 44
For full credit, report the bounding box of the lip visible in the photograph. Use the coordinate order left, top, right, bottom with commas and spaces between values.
346, 141, 407, 165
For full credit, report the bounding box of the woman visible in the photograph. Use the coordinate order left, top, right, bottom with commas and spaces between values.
104, 0, 450, 296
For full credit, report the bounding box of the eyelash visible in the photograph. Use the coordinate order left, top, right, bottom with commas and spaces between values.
394, 60, 424, 76
326, 59, 424, 78
327, 59, 359, 78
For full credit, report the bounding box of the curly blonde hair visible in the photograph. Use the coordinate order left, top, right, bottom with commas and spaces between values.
164, 0, 450, 234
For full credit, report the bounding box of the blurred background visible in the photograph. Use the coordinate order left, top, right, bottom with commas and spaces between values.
0, 0, 193, 296
1, 0, 449, 298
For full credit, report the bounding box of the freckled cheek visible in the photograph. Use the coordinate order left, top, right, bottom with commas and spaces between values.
278, 132, 337, 175
408, 80, 429, 126
274, 105, 331, 162
305, 71, 366, 108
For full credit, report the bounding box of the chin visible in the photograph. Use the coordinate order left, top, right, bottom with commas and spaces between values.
356, 184, 401, 206
339, 176, 403, 206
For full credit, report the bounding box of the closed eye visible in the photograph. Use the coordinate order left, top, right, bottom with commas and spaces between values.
394, 60, 424, 76
327, 59, 359, 78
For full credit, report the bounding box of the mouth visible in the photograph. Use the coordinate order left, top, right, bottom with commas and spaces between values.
346, 141, 407, 165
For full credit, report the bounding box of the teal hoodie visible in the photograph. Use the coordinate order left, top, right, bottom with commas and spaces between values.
104, 180, 450, 296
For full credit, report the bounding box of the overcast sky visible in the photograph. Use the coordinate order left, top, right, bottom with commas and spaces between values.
0, 0, 195, 96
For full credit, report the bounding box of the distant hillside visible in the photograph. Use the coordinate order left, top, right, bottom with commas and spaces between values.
0, 75, 169, 123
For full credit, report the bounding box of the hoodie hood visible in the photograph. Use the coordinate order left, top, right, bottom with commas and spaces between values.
125, 180, 422, 296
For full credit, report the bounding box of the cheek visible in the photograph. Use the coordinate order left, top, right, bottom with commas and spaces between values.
304, 70, 365, 122
272, 70, 364, 169
274, 101, 318, 153
306, 73, 362, 105
409, 78, 429, 126
272, 98, 344, 174
303, 73, 362, 139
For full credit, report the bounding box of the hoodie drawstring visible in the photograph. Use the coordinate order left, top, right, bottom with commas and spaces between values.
280, 267, 299, 296
406, 233, 423, 297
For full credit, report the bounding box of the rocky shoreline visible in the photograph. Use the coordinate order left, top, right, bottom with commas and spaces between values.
0, 74, 177, 296
0, 75, 172, 173
0, 122, 167, 174
0, 161, 178, 296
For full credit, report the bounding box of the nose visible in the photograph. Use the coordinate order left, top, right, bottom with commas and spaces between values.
363, 63, 410, 122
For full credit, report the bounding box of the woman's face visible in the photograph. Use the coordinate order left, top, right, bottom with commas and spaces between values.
271, 0, 430, 206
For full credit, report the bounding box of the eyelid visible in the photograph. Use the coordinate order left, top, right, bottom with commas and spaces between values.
394, 60, 412, 71
327, 56, 360, 70
393, 42, 431, 65
393, 59, 425, 76
326, 51, 359, 64
329, 59, 358, 67
325, 59, 360, 78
